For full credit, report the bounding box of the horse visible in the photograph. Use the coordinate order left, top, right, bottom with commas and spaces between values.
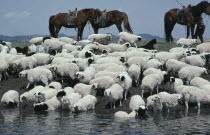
194, 21, 205, 43
88, 10, 133, 34
49, 8, 103, 41
164, 1, 210, 42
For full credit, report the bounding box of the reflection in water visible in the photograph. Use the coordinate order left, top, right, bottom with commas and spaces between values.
0, 108, 210, 135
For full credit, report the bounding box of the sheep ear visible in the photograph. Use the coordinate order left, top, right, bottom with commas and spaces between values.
121, 76, 125, 81
201, 55, 205, 59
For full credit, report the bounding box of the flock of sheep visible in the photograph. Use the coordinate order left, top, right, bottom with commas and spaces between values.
1, 32, 210, 120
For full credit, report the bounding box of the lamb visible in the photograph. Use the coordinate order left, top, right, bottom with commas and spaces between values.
116, 73, 132, 100
32, 53, 52, 66
48, 81, 62, 90
196, 42, 210, 53
1, 90, 19, 107
72, 95, 97, 112
141, 71, 168, 98
61, 93, 82, 110
34, 91, 66, 111
104, 84, 124, 108
114, 111, 137, 119
76, 67, 96, 84
190, 77, 210, 88
166, 59, 189, 73
74, 83, 98, 97
88, 34, 112, 45
90, 76, 115, 89
53, 63, 79, 82
106, 42, 131, 53
146, 94, 163, 112
178, 66, 208, 85
129, 95, 146, 115
19, 67, 53, 89
128, 64, 141, 87
34, 88, 58, 103
118, 32, 142, 48
176, 38, 198, 48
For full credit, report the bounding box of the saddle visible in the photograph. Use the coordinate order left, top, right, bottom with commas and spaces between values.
67, 9, 77, 26
97, 12, 107, 27
177, 6, 190, 24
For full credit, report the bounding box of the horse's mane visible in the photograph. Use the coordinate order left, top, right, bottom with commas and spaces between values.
81, 8, 95, 13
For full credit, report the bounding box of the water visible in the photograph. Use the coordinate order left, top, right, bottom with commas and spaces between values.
0, 108, 210, 135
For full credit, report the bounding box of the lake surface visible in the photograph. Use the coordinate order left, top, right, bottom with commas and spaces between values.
0, 107, 210, 135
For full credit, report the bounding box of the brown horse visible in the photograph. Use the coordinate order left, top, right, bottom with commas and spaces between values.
89, 10, 133, 34
164, 1, 210, 42
49, 8, 103, 41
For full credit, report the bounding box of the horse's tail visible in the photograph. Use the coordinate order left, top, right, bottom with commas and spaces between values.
122, 12, 133, 34
49, 15, 55, 37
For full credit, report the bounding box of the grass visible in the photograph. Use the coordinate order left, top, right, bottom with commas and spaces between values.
12, 42, 30, 48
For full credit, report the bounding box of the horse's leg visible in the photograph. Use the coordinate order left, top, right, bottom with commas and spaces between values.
93, 27, 99, 34
116, 23, 123, 33
191, 24, 195, 39
186, 25, 190, 39
77, 26, 85, 41
55, 25, 61, 38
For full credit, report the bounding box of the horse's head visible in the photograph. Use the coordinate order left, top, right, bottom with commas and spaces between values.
198, 1, 210, 15
86, 8, 106, 21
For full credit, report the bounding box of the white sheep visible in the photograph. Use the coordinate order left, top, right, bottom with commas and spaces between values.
128, 64, 141, 86
143, 68, 162, 77
44, 38, 65, 53
178, 66, 208, 85
62, 44, 81, 52
53, 63, 79, 82
90, 63, 119, 72
59, 37, 77, 44
94, 71, 125, 81
146, 94, 162, 112
32, 53, 52, 66
61, 93, 82, 110
162, 77, 183, 92
158, 92, 182, 112
34, 91, 66, 111
74, 83, 98, 97
104, 84, 124, 109
34, 88, 58, 103
141, 71, 167, 98
28, 44, 37, 53
90, 76, 115, 89
1, 90, 19, 107
176, 38, 198, 48
48, 81, 62, 90
72, 95, 97, 112
166, 59, 189, 73
73, 57, 94, 71
12, 56, 37, 72
29, 37, 43, 45
0, 58, 9, 81
116, 73, 132, 100
118, 32, 142, 48
19, 67, 53, 89
200, 85, 210, 95
106, 42, 131, 53
76, 67, 96, 84
146, 58, 163, 69
114, 111, 137, 119
105, 64, 127, 73
9, 48, 17, 55
196, 42, 210, 53
88, 34, 112, 42
96, 57, 123, 65
129, 95, 146, 115
190, 77, 210, 88
127, 56, 150, 70
155, 52, 186, 63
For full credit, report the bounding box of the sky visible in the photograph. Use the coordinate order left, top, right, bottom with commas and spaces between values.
0, 0, 209, 39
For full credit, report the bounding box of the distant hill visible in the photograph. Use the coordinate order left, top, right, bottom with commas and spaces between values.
0, 33, 165, 42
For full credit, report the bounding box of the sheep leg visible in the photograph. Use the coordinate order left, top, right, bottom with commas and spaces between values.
134, 43, 137, 48
185, 101, 189, 112
142, 90, 144, 98
197, 102, 201, 114
124, 90, 127, 100
156, 86, 159, 94
41, 77, 48, 87
0, 74, 2, 81
26, 83, 30, 89
120, 100, 122, 107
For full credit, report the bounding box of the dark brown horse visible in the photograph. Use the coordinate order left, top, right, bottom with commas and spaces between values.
164, 1, 210, 42
49, 8, 103, 41
89, 10, 133, 34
